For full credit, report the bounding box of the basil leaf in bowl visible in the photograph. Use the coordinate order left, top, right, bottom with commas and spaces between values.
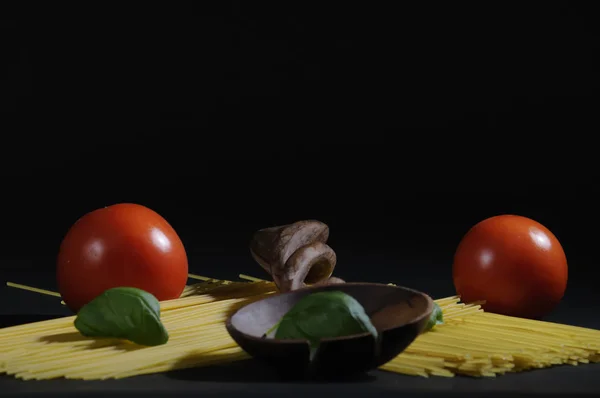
268, 290, 378, 361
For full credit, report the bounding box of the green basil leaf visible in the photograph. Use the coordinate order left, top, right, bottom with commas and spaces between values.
274, 291, 378, 361
423, 302, 444, 332
74, 287, 169, 346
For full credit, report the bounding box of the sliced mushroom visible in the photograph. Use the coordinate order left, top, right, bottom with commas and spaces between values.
250, 220, 342, 292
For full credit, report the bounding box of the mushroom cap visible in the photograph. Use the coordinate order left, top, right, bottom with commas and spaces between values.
250, 220, 329, 270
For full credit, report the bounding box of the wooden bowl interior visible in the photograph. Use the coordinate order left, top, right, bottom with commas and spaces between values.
229, 283, 432, 339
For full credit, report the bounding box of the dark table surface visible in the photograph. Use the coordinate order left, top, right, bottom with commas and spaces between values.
1, 265, 599, 398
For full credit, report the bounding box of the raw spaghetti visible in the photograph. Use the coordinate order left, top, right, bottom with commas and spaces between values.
1, 275, 599, 380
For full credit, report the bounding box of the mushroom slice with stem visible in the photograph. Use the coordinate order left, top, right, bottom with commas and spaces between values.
250, 220, 341, 292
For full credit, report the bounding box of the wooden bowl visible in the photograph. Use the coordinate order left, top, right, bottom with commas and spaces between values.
225, 282, 434, 379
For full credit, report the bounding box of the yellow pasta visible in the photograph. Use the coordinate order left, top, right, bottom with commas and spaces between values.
2, 275, 599, 380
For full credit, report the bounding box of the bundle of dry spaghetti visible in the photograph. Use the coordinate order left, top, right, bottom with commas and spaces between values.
1, 275, 599, 380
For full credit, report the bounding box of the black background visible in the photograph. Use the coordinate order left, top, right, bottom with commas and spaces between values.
1, 3, 600, 397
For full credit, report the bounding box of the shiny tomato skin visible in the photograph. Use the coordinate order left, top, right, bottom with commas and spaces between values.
452, 215, 568, 319
57, 203, 188, 313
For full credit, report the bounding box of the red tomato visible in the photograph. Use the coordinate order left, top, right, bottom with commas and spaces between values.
452, 215, 568, 319
57, 203, 188, 312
